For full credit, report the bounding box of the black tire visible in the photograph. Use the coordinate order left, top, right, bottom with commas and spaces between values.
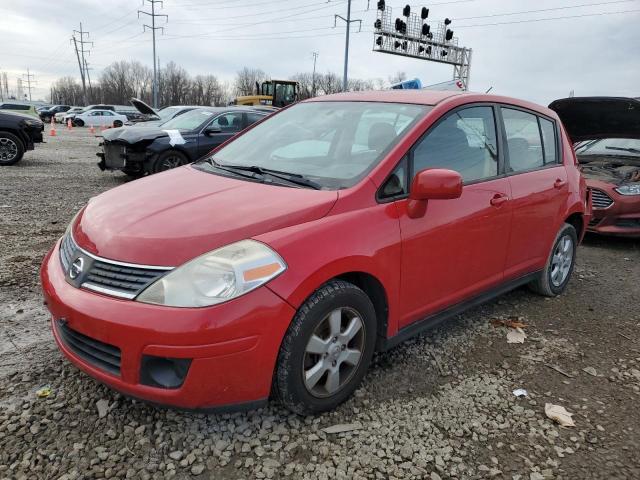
122, 167, 144, 179
113, 120, 123, 128
74, 119, 84, 127
0, 131, 25, 166
275, 280, 377, 415
151, 150, 188, 174
529, 223, 578, 297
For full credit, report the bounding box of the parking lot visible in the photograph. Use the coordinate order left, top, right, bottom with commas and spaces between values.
0, 128, 639, 479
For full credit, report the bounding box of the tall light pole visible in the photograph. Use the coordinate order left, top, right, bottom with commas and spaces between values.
311, 52, 319, 97
334, 0, 361, 92
139, 0, 168, 108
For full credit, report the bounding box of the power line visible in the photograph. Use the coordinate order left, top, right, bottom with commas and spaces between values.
71, 23, 93, 105
454, 0, 639, 21
139, 0, 168, 108
22, 68, 36, 101
456, 7, 640, 27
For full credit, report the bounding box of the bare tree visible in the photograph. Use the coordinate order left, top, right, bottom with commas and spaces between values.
316, 72, 342, 95
289, 72, 314, 100
234, 67, 266, 96
160, 61, 191, 106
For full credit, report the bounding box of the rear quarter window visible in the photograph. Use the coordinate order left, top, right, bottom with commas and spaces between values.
540, 118, 559, 164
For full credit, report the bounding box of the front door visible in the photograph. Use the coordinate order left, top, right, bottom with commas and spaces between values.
394, 105, 512, 328
198, 112, 245, 157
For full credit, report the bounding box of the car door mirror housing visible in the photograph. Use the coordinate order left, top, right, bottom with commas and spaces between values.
205, 126, 222, 135
410, 168, 462, 201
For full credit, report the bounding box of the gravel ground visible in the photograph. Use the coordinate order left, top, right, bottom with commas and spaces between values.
1, 128, 639, 480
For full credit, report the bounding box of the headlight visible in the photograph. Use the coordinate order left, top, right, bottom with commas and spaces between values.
136, 240, 286, 307
615, 184, 640, 196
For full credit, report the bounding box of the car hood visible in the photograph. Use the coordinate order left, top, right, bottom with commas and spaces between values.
102, 125, 171, 144
130, 97, 157, 117
72, 166, 338, 266
1, 111, 42, 123
549, 97, 640, 142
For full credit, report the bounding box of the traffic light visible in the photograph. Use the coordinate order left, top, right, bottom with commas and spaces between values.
445, 29, 454, 41
376, 36, 383, 46
403, 5, 411, 17
444, 18, 452, 25
421, 7, 429, 19
422, 24, 430, 36
377, 0, 385, 11
374, 19, 382, 29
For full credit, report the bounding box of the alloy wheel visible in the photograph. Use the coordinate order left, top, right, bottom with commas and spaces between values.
550, 234, 573, 287
303, 307, 365, 398
0, 137, 18, 162
160, 155, 184, 171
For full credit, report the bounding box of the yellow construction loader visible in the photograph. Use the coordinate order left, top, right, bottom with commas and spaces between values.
232, 80, 299, 108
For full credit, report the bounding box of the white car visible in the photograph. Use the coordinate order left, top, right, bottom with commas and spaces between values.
56, 107, 82, 123
73, 109, 128, 128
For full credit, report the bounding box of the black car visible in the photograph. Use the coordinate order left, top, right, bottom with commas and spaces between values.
39, 105, 71, 123
0, 111, 44, 166
97, 107, 270, 177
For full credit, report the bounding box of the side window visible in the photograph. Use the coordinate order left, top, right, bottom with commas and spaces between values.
379, 158, 408, 199
502, 108, 544, 172
247, 113, 265, 125
89, 111, 101, 116
210, 112, 243, 132
103, 111, 114, 116
540, 118, 558, 164
412, 106, 498, 183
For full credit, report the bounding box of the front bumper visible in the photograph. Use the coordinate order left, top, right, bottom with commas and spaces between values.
97, 141, 151, 172
40, 240, 296, 410
588, 184, 640, 238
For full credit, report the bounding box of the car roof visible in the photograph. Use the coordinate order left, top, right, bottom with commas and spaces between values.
308, 89, 469, 105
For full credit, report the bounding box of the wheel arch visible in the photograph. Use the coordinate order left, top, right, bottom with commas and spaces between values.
0, 128, 27, 149
564, 211, 584, 241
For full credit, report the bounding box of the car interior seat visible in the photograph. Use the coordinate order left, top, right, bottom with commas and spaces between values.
368, 123, 397, 153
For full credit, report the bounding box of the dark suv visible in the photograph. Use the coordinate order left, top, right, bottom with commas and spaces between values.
0, 111, 44, 165
40, 105, 71, 123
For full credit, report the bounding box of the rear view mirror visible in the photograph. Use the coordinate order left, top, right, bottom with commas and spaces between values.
410, 168, 462, 200
408, 168, 462, 218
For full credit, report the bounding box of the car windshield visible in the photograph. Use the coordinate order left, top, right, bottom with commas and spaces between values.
161, 109, 215, 130
202, 101, 428, 189
158, 106, 182, 120
575, 138, 640, 157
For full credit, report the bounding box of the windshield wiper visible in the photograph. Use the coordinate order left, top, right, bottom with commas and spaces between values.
204, 157, 263, 181
209, 160, 322, 190
605, 146, 640, 155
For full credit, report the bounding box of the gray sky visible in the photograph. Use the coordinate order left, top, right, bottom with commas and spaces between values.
1, 0, 639, 104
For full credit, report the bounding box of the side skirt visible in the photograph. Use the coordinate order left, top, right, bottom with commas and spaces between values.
381, 271, 541, 351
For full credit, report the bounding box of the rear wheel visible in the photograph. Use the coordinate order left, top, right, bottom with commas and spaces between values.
151, 150, 188, 174
529, 223, 577, 296
113, 120, 123, 128
0, 132, 25, 166
275, 280, 377, 415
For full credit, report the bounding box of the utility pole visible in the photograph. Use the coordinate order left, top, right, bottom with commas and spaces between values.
22, 68, 36, 102
311, 52, 319, 97
83, 56, 93, 100
139, 0, 168, 109
71, 23, 92, 105
334, 0, 362, 92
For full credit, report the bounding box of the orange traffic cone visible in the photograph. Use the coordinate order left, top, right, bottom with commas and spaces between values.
49, 118, 56, 136
89, 124, 95, 134
67, 119, 73, 130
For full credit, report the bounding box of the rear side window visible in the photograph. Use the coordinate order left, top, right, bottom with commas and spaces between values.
540, 118, 558, 164
210, 112, 244, 132
412, 106, 499, 183
247, 113, 265, 125
502, 108, 544, 172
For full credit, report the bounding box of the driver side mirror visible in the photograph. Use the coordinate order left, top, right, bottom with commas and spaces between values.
204, 126, 222, 136
408, 168, 462, 218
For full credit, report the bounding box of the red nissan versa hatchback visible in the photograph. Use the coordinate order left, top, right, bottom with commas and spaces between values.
41, 90, 589, 414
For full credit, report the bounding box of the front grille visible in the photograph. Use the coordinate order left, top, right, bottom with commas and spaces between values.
59, 232, 172, 299
615, 218, 640, 228
57, 321, 121, 376
590, 188, 614, 209
84, 259, 167, 298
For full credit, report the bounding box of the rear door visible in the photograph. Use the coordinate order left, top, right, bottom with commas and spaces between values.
392, 104, 513, 327
197, 111, 246, 157
499, 106, 568, 279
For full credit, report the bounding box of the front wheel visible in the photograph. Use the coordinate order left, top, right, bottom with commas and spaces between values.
151, 150, 188, 174
74, 119, 84, 127
275, 280, 377, 415
0, 132, 25, 166
529, 223, 578, 297
113, 120, 123, 128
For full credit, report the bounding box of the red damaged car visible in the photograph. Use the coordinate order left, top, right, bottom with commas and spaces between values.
41, 90, 588, 414
549, 97, 640, 237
